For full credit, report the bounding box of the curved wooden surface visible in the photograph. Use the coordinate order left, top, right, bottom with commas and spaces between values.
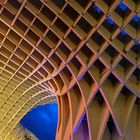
0, 0, 140, 139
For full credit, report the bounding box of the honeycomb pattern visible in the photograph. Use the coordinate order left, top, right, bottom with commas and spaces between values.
0, 0, 140, 140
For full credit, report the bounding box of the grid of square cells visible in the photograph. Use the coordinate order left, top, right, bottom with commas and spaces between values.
0, 0, 140, 140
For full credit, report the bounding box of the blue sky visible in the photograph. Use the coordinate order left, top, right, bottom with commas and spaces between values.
20, 103, 58, 140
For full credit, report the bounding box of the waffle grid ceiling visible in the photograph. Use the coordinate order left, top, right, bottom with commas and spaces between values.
0, 0, 140, 140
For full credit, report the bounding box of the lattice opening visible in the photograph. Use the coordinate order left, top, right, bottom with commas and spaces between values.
91, 32, 105, 46
1, 8, 15, 24
130, 68, 140, 84
22, 63, 33, 74
118, 57, 133, 72
43, 61, 54, 74
79, 71, 97, 102
102, 16, 118, 33
52, 18, 69, 36
10, 54, 22, 66
0, 34, 4, 43
73, 114, 89, 140
31, 50, 43, 64
94, 91, 105, 105
130, 15, 140, 30
77, 17, 92, 34
107, 115, 116, 136
93, 59, 107, 76
56, 43, 71, 62
7, 0, 21, 12
28, 0, 43, 11
7, 30, 21, 45
14, 19, 27, 35
19, 40, 33, 54
0, 21, 9, 35
135, 98, 140, 105
115, 2, 131, 18
44, 30, 59, 48
50, 53, 62, 68
127, 42, 140, 61
69, 57, 82, 76
51, 0, 65, 9
40, 6, 56, 23
106, 73, 120, 88
65, 31, 81, 50
26, 57, 38, 69
103, 0, 114, 7
25, 30, 39, 45
104, 45, 119, 63
75, 0, 90, 8
87, 4, 104, 20
32, 18, 47, 36
1, 46, 12, 58
19, 8, 34, 26
60, 67, 72, 87
117, 30, 132, 45
63, 5, 79, 22
37, 40, 51, 56
79, 45, 93, 63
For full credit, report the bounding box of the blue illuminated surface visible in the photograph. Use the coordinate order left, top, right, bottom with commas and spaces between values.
135, 41, 140, 47
20, 103, 58, 140
120, 29, 127, 36
93, 5, 101, 13
106, 16, 114, 25
133, 15, 140, 23
118, 2, 127, 11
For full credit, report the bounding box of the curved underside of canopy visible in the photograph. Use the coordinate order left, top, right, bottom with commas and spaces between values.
0, 0, 140, 140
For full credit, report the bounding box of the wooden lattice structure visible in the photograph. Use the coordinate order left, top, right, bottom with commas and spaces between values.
0, 0, 140, 140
